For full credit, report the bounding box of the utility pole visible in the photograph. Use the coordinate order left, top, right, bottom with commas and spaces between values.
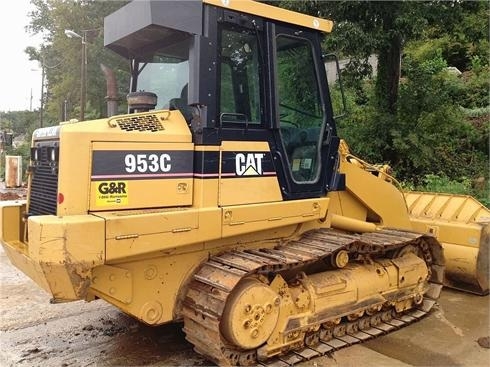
80, 31, 86, 121
63, 99, 68, 121
40, 60, 45, 128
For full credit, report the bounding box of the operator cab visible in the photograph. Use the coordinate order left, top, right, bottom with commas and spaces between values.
104, 0, 344, 200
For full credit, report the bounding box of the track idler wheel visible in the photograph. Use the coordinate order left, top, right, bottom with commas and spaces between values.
220, 277, 280, 350
331, 250, 349, 268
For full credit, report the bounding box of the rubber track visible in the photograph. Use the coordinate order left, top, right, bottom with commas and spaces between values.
182, 228, 444, 366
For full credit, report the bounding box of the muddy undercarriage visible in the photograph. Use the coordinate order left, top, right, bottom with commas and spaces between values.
183, 228, 444, 366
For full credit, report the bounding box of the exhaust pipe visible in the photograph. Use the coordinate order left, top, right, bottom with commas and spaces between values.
100, 63, 119, 117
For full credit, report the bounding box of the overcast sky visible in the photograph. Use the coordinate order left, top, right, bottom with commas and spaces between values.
0, 0, 43, 112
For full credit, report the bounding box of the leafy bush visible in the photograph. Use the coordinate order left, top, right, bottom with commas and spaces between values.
417, 174, 472, 194
414, 174, 489, 208
457, 67, 490, 108
338, 53, 488, 191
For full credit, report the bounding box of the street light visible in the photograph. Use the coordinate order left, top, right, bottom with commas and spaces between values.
65, 29, 86, 121
64, 29, 82, 40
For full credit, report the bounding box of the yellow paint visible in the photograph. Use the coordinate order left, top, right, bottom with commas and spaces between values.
220, 176, 282, 206
221, 277, 280, 349
2, 211, 105, 302
338, 142, 489, 294
258, 253, 428, 359
0, 201, 25, 243
222, 198, 328, 238
0, 2, 466, 348
404, 191, 490, 223
330, 214, 376, 233
89, 140, 194, 211
404, 191, 489, 294
91, 265, 133, 304
99, 207, 204, 261
57, 110, 192, 216
203, 0, 333, 33
338, 157, 412, 229
219, 141, 282, 206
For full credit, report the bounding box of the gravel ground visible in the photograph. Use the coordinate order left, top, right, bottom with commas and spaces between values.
1, 244, 489, 367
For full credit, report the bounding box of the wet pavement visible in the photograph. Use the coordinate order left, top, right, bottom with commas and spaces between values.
0, 245, 489, 366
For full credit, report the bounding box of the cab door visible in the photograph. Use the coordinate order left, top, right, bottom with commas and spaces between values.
269, 24, 340, 200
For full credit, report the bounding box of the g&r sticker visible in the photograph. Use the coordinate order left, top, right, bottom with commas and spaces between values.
95, 181, 129, 206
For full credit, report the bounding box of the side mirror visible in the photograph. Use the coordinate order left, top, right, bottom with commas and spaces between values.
323, 53, 347, 119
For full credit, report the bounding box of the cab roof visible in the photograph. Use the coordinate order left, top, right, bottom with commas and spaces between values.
104, 0, 333, 58
204, 0, 333, 33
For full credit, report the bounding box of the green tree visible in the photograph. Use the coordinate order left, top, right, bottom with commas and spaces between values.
26, 0, 130, 124
279, 1, 433, 113
278, 1, 490, 113
280, 1, 488, 190
422, 1, 489, 71
0, 111, 39, 136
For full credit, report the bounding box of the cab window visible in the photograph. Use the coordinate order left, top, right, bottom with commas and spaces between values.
219, 26, 262, 125
276, 35, 324, 183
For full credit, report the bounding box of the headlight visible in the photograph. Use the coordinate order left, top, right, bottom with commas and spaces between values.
30, 147, 39, 161
48, 147, 59, 162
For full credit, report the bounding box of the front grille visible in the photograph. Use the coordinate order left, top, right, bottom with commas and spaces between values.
115, 114, 164, 132
29, 144, 58, 216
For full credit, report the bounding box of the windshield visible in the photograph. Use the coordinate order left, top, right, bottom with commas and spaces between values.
136, 55, 189, 110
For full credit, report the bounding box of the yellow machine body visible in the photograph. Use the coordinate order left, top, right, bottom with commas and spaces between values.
0, 109, 446, 367
340, 141, 489, 296
0, 110, 418, 323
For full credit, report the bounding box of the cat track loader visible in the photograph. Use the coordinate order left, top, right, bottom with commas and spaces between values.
0, 0, 483, 365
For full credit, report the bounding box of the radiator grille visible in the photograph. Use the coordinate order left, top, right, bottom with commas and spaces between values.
115, 114, 164, 132
29, 144, 58, 216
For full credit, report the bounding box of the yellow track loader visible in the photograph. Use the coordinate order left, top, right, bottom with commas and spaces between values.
0, 0, 486, 365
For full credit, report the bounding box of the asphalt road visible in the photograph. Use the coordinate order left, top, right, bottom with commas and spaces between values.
1, 245, 489, 367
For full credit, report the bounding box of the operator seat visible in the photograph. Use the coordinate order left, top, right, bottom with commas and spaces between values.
169, 84, 194, 123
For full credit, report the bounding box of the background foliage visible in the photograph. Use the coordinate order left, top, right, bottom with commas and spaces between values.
280, 0, 488, 205
25, 0, 130, 124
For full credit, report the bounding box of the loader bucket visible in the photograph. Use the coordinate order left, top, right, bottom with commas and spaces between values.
404, 191, 489, 295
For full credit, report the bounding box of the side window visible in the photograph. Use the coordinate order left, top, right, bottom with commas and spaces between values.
137, 57, 189, 111
276, 35, 324, 183
219, 27, 261, 125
